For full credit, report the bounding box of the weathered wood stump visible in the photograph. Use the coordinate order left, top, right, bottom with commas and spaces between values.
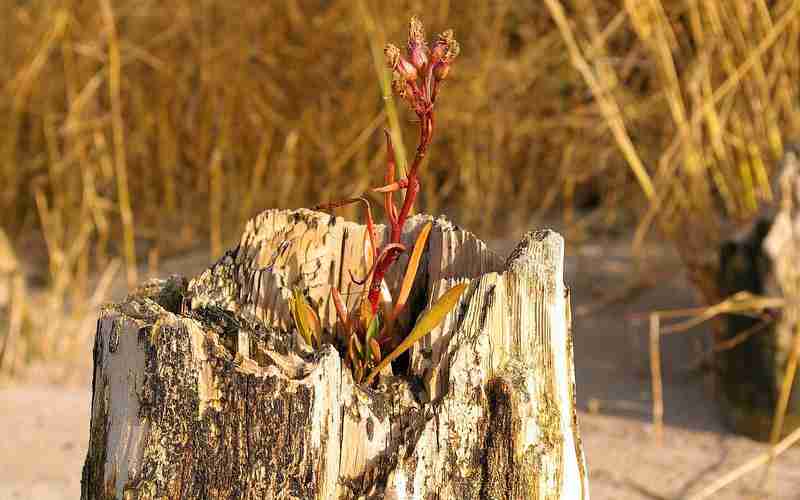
718, 148, 800, 440
81, 209, 590, 499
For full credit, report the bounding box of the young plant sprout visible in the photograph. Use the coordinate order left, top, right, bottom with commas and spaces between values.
293, 16, 465, 386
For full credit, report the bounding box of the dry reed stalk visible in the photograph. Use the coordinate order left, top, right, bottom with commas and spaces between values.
686, 424, 800, 500
329, 110, 387, 174
557, 0, 797, 259
209, 148, 224, 258
33, 187, 64, 308
355, 0, 408, 177
239, 129, 275, 227
157, 92, 178, 215
638, 292, 788, 445
712, 319, 773, 353
680, 3, 798, 158
649, 313, 664, 444
2, 11, 68, 224
100, 0, 137, 288
92, 132, 114, 269
544, 0, 656, 201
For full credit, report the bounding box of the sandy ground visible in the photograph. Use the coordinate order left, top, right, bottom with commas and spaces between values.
3, 236, 800, 499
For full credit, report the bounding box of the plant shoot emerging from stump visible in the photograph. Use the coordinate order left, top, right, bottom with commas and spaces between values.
294, 17, 465, 385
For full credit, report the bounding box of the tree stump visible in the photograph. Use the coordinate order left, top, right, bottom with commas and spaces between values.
81, 209, 590, 499
718, 148, 800, 440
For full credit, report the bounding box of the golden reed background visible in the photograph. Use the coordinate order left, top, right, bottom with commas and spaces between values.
1, 0, 799, 370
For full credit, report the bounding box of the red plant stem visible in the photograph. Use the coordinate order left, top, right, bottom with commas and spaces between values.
383, 129, 398, 225
317, 197, 378, 262
367, 111, 434, 310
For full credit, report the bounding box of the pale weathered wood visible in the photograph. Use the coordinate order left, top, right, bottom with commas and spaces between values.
81, 208, 590, 499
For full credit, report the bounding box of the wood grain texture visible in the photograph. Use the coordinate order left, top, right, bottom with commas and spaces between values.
81, 209, 589, 499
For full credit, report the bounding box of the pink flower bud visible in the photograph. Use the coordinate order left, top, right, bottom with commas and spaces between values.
391, 74, 414, 102
409, 44, 428, 71
431, 41, 446, 63
391, 74, 406, 95
431, 30, 456, 64
407, 16, 428, 70
409, 17, 425, 47
438, 29, 455, 43
397, 57, 418, 81
384, 44, 401, 69
386, 43, 417, 81
433, 61, 451, 81
442, 39, 460, 64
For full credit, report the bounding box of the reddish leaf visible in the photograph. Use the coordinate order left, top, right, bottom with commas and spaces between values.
392, 221, 432, 320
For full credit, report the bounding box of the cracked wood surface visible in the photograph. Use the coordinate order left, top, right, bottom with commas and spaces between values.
81, 208, 590, 499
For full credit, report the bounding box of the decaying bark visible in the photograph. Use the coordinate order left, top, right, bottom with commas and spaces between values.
81, 208, 590, 499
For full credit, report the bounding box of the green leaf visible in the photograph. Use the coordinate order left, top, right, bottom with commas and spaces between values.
291, 289, 311, 346
365, 283, 468, 384
292, 288, 321, 348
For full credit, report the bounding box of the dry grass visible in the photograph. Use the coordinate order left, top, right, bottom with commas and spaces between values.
548, 0, 800, 302
0, 1, 622, 371
1, 1, 800, 388
1, 2, 612, 282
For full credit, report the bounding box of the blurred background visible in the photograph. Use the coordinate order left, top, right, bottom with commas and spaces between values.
2, 0, 800, 498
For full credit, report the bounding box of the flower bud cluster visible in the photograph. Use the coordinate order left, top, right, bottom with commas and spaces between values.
385, 17, 459, 115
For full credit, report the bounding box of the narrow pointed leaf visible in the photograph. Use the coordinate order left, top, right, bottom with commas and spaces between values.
372, 179, 409, 193
347, 334, 358, 366
369, 337, 382, 364
330, 287, 351, 336
358, 197, 378, 264
298, 299, 322, 348
354, 360, 364, 384
293, 288, 321, 348
359, 295, 374, 332
392, 221, 432, 319
365, 283, 468, 384
364, 314, 381, 362
291, 288, 313, 347
349, 332, 363, 357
